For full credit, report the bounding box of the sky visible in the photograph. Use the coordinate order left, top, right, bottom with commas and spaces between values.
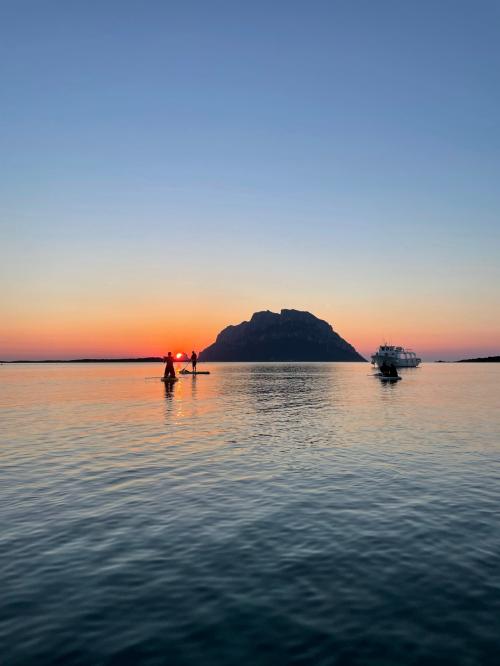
1, 0, 499, 361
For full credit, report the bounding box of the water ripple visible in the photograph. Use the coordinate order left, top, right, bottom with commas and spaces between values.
1, 362, 500, 665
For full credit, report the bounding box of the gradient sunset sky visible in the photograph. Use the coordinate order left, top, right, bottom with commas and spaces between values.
1, 1, 499, 361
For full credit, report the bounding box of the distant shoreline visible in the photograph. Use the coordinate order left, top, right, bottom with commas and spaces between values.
0, 358, 165, 364
2, 358, 367, 363
457, 356, 500, 363
2, 356, 499, 364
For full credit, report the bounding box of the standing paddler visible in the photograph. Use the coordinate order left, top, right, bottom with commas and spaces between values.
163, 352, 176, 379
191, 351, 198, 373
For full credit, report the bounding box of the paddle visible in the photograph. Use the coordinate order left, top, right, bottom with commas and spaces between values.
179, 352, 191, 373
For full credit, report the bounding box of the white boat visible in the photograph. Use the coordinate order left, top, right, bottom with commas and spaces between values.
371, 345, 421, 368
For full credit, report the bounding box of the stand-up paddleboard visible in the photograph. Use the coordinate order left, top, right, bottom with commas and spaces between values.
179, 370, 210, 375
161, 377, 178, 383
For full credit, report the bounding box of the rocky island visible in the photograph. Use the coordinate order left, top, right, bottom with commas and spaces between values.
200, 309, 365, 362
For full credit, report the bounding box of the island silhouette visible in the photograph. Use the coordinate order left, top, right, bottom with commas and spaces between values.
199, 309, 366, 362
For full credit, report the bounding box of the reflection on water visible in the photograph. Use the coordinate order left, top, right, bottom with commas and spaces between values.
1, 362, 500, 665
163, 379, 176, 399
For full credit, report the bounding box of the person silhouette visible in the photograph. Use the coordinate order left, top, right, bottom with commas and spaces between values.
191, 351, 198, 373
163, 352, 176, 379
380, 360, 391, 376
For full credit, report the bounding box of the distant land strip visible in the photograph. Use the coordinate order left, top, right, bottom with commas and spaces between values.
2, 355, 499, 364
457, 356, 500, 363
0, 357, 165, 364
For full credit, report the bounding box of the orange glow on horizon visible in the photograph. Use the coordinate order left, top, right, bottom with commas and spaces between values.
1, 298, 498, 362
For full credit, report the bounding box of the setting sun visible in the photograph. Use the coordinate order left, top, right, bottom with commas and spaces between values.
176, 353, 183, 359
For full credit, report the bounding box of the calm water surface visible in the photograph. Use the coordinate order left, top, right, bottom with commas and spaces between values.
1, 362, 500, 665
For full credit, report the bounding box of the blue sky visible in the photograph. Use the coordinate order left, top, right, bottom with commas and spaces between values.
1, 0, 499, 359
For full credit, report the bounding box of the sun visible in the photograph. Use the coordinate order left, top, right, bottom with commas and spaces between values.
176, 353, 183, 359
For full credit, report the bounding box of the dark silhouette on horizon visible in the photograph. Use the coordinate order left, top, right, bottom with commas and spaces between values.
1, 357, 166, 364
457, 356, 500, 363
199, 309, 366, 362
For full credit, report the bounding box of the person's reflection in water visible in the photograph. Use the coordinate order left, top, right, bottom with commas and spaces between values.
190, 373, 198, 396
163, 381, 176, 401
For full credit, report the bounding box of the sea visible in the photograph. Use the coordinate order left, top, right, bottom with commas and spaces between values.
1, 361, 499, 665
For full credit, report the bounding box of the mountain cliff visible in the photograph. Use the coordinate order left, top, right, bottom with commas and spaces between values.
199, 309, 366, 362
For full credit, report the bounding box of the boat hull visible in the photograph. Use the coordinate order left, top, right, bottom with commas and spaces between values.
371, 353, 421, 368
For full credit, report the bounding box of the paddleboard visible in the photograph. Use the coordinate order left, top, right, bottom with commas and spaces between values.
379, 375, 402, 381
179, 370, 210, 375
161, 377, 178, 383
